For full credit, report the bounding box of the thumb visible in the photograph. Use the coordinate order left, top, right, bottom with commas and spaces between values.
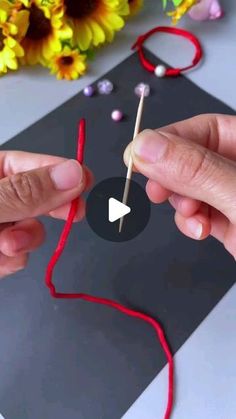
130, 129, 236, 223
0, 159, 85, 223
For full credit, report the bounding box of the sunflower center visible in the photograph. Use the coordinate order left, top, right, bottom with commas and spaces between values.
65, 0, 99, 19
0, 29, 4, 51
26, 4, 51, 40
61, 56, 73, 65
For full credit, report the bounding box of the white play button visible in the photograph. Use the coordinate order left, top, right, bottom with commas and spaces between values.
108, 197, 131, 223
86, 177, 150, 242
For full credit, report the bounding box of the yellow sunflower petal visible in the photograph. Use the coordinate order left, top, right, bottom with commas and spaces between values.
13, 10, 30, 39
13, 42, 24, 57
116, 0, 130, 16
0, 9, 7, 23
20, 0, 30, 7
7, 23, 18, 36
2, 45, 15, 59
0, 53, 7, 72
58, 24, 73, 40
89, 19, 105, 46
75, 21, 93, 50
5, 36, 16, 49
0, 0, 11, 11
6, 57, 18, 70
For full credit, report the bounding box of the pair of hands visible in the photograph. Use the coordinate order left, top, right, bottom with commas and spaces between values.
1, 114, 235, 278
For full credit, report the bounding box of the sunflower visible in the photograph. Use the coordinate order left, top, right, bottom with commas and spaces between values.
127, 0, 143, 16
14, 0, 72, 65
0, 0, 24, 74
168, 0, 197, 24
60, 0, 129, 51
48, 46, 86, 80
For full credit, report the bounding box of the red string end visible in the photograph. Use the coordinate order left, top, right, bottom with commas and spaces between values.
45, 119, 174, 419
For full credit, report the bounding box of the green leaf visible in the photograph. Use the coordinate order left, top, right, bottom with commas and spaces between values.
162, 0, 168, 9
86, 49, 96, 60
172, 0, 183, 6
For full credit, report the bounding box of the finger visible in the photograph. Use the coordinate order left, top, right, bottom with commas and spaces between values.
146, 179, 171, 203
169, 194, 201, 217
0, 150, 94, 183
46, 163, 93, 222
0, 219, 45, 257
49, 198, 85, 222
175, 205, 236, 258
0, 151, 66, 178
0, 252, 28, 279
156, 114, 236, 160
124, 115, 236, 170
129, 149, 200, 211
130, 129, 236, 224
223, 223, 236, 259
83, 166, 94, 190
0, 159, 86, 223
174, 211, 211, 240
208, 208, 236, 258
124, 144, 135, 170
209, 207, 229, 243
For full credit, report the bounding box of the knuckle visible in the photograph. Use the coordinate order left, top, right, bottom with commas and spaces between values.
8, 172, 44, 210
176, 146, 211, 185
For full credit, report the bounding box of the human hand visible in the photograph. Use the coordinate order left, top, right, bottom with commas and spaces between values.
124, 114, 236, 259
0, 151, 92, 278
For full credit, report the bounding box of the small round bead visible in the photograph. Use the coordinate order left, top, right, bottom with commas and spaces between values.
154, 65, 166, 78
97, 79, 114, 95
111, 109, 123, 122
83, 85, 95, 97
134, 83, 150, 97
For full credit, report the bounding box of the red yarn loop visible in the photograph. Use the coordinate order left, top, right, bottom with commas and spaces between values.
132, 26, 203, 76
45, 119, 174, 419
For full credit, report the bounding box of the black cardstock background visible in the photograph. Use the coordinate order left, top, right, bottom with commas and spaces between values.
0, 50, 235, 419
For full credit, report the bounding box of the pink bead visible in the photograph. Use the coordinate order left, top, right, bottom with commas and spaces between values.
111, 110, 123, 122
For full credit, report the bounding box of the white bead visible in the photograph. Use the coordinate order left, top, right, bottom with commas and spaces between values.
154, 65, 166, 78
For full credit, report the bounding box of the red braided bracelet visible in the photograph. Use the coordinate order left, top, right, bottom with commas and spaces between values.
132, 26, 203, 77
45, 119, 174, 419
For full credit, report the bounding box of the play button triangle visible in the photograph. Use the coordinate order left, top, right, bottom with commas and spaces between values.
108, 197, 131, 223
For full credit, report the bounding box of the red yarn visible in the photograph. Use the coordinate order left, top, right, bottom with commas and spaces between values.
132, 26, 203, 76
45, 119, 174, 419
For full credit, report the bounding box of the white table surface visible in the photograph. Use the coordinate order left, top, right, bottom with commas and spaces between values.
0, 1, 235, 418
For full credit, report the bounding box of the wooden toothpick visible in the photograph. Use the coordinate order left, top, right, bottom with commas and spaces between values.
119, 87, 146, 233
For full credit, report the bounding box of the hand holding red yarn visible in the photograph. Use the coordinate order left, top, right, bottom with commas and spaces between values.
124, 114, 236, 259
0, 150, 91, 278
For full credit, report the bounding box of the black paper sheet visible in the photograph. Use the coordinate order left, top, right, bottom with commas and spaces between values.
0, 50, 235, 419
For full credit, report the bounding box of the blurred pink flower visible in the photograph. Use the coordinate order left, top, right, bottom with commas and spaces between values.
188, 0, 224, 21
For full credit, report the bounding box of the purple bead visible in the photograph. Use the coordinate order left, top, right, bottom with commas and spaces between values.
111, 109, 123, 122
134, 83, 150, 97
97, 79, 114, 95
83, 85, 95, 97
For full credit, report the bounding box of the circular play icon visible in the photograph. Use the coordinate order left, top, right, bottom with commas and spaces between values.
86, 177, 150, 242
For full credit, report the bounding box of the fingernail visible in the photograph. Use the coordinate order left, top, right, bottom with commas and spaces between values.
186, 218, 203, 239
133, 130, 168, 163
50, 160, 83, 190
11, 230, 31, 252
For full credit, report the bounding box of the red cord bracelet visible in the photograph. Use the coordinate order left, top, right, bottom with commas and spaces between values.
132, 26, 203, 77
45, 119, 174, 419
